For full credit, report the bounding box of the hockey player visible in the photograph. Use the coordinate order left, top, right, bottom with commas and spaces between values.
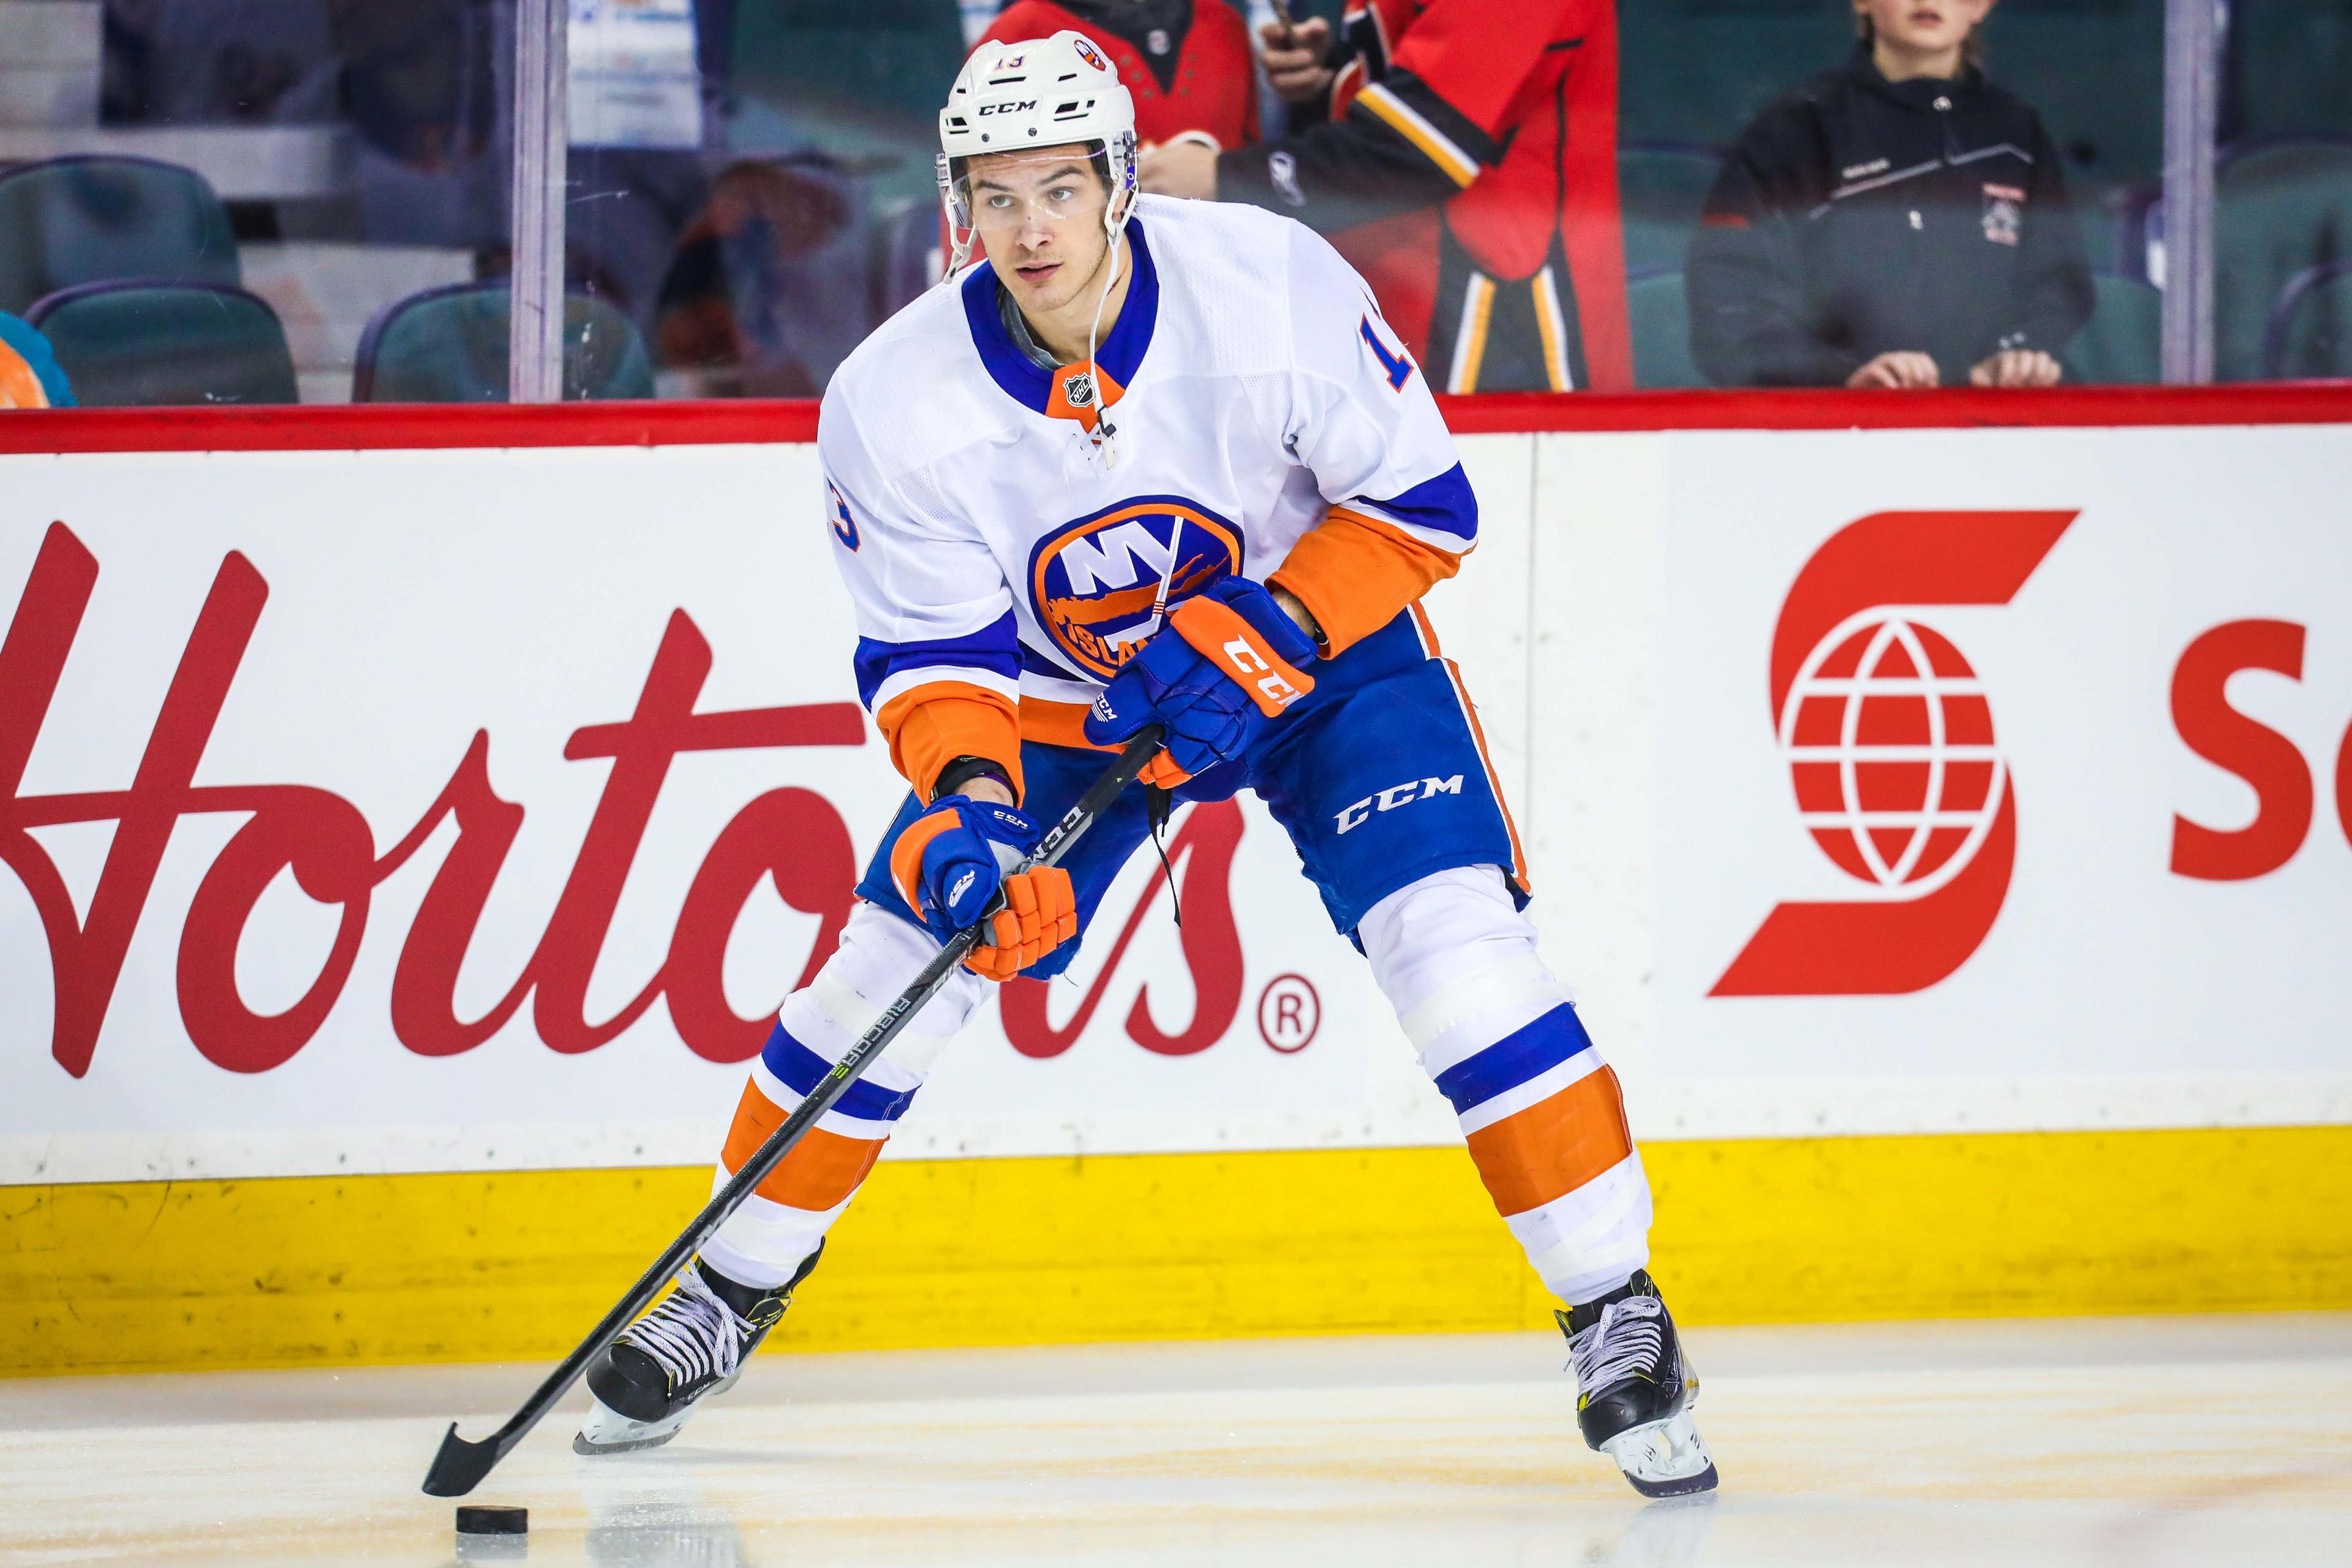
575, 31, 1715, 1499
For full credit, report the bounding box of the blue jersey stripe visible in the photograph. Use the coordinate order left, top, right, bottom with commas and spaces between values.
760, 1021, 917, 1123
1431, 1003, 1593, 1115
960, 214, 1161, 415
1355, 462, 1477, 544
853, 611, 1022, 709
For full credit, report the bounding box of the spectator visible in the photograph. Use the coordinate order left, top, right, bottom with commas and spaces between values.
0, 313, 75, 409
1686, 0, 2093, 390
652, 158, 872, 397
1140, 0, 1632, 394
972, 1, 1259, 159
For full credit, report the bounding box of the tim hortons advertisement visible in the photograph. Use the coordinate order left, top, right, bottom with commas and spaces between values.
0, 445, 1381, 1184
1654, 426, 2352, 1088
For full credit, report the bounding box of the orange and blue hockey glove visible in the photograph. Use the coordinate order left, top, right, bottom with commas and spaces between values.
888, 795, 1077, 981
1083, 577, 1317, 785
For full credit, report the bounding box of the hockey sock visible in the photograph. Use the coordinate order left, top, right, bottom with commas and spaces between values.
1360, 866, 1654, 1305
698, 903, 986, 1289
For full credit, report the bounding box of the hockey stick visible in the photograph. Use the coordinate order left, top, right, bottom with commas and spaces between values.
421, 725, 1166, 1498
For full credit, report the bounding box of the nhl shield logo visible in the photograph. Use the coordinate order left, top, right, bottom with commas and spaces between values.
1028, 497, 1245, 679
1063, 371, 1098, 409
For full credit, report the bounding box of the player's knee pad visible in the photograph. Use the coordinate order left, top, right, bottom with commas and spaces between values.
1359, 865, 1575, 1079
783, 899, 986, 1084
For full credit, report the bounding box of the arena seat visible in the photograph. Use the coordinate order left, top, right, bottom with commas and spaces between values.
2214, 138, 2352, 380
727, 0, 965, 196
0, 156, 241, 317
1618, 0, 1849, 151
352, 281, 657, 402
24, 281, 296, 406
1630, 270, 1705, 390
2261, 260, 2352, 379
1618, 142, 1726, 281
2062, 272, 2161, 385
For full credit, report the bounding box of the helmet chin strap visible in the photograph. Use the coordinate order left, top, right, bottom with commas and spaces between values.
1084, 186, 1135, 468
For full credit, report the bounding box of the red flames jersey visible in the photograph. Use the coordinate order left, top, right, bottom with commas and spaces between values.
977, 1, 1261, 153
1226, 0, 1630, 393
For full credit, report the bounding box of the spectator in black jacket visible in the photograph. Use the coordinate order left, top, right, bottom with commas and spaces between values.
1687, 0, 2093, 389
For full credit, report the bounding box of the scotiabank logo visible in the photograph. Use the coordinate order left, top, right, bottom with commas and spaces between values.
1713, 510, 2075, 997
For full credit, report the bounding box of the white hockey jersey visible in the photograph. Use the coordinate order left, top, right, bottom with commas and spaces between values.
817, 194, 1477, 797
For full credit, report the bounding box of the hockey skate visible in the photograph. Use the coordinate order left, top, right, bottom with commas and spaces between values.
1559, 1270, 1719, 1498
573, 1245, 821, 1455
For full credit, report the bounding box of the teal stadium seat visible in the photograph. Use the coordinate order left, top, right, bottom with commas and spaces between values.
2215, 138, 2352, 380
352, 282, 657, 402
2225, 0, 2352, 145
2263, 260, 2352, 379
2062, 273, 2161, 384
729, 0, 967, 200
1618, 143, 1726, 280
0, 157, 239, 317
1619, 0, 1850, 151
24, 281, 296, 406
1630, 271, 1706, 389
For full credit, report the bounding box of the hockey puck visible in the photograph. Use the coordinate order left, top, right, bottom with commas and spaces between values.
455, 1505, 528, 1535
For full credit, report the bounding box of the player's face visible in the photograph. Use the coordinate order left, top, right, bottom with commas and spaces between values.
965, 147, 1114, 316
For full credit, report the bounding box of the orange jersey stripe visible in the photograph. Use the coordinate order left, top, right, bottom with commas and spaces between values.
722, 1077, 886, 1212
1017, 695, 1117, 753
1017, 698, 1185, 786
875, 681, 1022, 802
1462, 1064, 1634, 1217
1272, 508, 1464, 657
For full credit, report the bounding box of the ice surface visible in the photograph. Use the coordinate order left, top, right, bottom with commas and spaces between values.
6, 1314, 2349, 1566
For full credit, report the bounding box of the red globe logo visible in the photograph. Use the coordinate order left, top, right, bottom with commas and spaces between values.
1779, 614, 2008, 896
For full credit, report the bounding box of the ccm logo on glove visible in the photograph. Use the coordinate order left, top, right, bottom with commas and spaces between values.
1176, 597, 1313, 716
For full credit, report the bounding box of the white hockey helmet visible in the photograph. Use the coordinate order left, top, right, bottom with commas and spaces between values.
937, 30, 1139, 271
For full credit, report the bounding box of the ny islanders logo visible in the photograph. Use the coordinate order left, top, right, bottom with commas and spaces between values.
1029, 497, 1245, 679
1713, 510, 2074, 996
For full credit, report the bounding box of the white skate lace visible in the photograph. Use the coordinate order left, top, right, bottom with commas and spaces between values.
1569, 1294, 1666, 1398
621, 1267, 752, 1389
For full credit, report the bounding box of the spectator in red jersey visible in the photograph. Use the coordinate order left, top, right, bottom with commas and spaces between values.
1140, 0, 1631, 394
972, 0, 1260, 156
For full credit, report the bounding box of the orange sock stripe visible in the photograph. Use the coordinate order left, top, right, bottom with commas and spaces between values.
1439, 657, 1530, 891
1462, 1064, 1634, 1218
721, 1077, 886, 1211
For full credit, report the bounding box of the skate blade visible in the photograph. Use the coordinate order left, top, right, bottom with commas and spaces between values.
1602, 1408, 1719, 1498
571, 1394, 691, 1457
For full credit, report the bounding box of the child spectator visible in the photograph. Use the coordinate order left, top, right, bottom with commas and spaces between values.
0, 313, 75, 409
1686, 0, 2092, 389
1143, 0, 1632, 394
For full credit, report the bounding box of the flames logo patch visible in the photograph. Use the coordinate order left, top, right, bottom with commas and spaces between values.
1028, 497, 1244, 680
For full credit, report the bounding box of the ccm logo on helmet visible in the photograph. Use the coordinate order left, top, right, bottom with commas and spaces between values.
1336, 775, 1463, 834
978, 101, 1038, 115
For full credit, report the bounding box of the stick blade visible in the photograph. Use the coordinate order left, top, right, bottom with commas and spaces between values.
421, 1423, 505, 1497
